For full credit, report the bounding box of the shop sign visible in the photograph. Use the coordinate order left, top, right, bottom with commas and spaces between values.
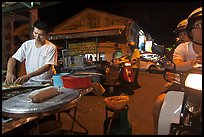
68, 42, 97, 55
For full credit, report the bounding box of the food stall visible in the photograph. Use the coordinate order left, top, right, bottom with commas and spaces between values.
2, 6, 141, 135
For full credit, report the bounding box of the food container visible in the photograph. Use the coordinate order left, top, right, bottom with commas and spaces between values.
52, 73, 69, 87
91, 83, 105, 96
104, 96, 129, 110
61, 75, 92, 89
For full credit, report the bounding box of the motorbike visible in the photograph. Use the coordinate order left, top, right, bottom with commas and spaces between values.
104, 56, 135, 93
118, 61, 135, 90
157, 64, 202, 135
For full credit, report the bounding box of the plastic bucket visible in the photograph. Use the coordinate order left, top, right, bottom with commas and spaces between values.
53, 73, 69, 87
61, 75, 92, 89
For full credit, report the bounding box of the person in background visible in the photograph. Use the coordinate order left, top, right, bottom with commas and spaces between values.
173, 18, 190, 45
163, 18, 191, 96
5, 20, 58, 85
88, 55, 93, 65
130, 44, 141, 89
152, 7, 202, 135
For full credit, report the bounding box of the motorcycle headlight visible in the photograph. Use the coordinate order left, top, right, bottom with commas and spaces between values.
185, 73, 202, 90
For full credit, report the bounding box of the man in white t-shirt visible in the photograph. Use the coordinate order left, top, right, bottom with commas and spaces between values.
152, 7, 202, 135
5, 20, 58, 84
162, 18, 191, 93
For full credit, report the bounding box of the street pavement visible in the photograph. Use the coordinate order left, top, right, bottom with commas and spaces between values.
59, 71, 167, 135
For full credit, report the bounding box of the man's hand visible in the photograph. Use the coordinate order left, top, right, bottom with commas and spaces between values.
5, 73, 16, 84
191, 53, 202, 68
14, 74, 31, 84
165, 72, 180, 83
196, 53, 202, 65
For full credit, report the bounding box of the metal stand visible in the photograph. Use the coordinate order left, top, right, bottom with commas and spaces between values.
59, 105, 88, 134
104, 105, 132, 135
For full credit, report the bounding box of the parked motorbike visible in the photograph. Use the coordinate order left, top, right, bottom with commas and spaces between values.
118, 61, 135, 90
158, 65, 202, 135
104, 56, 135, 93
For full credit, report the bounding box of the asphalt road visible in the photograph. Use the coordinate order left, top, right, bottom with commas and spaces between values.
59, 71, 167, 135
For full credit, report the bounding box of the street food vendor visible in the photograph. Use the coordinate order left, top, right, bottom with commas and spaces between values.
5, 20, 58, 85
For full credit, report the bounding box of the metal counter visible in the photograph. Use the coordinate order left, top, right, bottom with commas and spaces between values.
2, 87, 82, 134
2, 117, 37, 134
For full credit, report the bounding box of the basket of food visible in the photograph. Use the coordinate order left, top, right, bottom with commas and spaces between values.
104, 96, 129, 110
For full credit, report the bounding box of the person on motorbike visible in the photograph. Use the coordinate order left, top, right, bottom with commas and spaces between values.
163, 18, 191, 95
152, 7, 202, 135
173, 18, 190, 45
130, 44, 141, 89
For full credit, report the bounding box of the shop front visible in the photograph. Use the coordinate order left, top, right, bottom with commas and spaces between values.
48, 8, 140, 72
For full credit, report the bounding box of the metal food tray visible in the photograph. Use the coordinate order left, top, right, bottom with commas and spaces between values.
2, 82, 51, 91
2, 88, 81, 118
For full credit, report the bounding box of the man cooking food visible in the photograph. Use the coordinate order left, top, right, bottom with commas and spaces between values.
4, 20, 58, 85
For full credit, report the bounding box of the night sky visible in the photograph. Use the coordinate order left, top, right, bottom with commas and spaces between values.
38, 2, 202, 47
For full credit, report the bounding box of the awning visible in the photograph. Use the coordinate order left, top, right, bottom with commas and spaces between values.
2, 2, 61, 16
48, 25, 126, 40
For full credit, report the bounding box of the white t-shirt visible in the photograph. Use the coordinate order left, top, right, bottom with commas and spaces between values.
173, 41, 197, 62
12, 39, 58, 81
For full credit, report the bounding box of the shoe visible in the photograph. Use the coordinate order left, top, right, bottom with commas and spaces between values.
135, 85, 141, 89
131, 85, 141, 90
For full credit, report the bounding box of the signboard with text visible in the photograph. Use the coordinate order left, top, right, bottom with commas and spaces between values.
67, 42, 97, 55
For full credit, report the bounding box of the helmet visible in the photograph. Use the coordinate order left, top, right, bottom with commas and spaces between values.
173, 19, 187, 33
188, 7, 202, 21
186, 7, 202, 39
112, 51, 123, 60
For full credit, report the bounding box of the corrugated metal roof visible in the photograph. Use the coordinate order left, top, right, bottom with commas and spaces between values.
2, 2, 61, 16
